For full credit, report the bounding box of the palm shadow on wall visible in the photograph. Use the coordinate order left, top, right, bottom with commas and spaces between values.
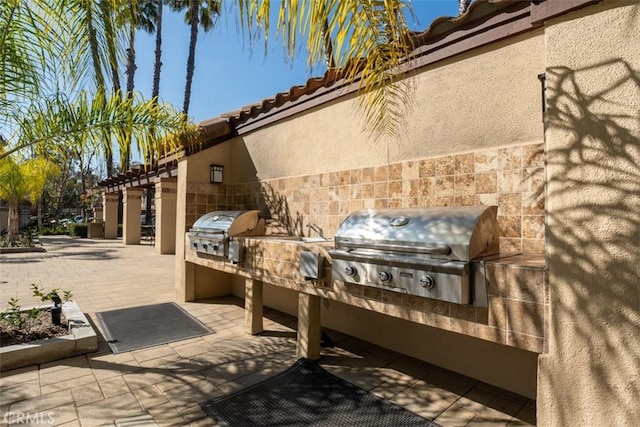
542, 58, 640, 423
258, 182, 304, 237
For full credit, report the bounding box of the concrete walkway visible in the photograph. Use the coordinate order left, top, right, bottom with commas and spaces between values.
0, 236, 535, 426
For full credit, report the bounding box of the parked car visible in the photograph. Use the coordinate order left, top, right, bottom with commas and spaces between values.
74, 215, 84, 223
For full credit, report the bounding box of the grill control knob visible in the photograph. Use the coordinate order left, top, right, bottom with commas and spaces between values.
420, 275, 436, 290
378, 271, 392, 283
345, 265, 357, 277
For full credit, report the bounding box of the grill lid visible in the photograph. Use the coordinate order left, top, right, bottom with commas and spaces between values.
334, 206, 499, 261
190, 210, 263, 237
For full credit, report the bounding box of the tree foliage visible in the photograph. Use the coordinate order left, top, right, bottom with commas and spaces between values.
237, 0, 416, 140
0, 0, 199, 165
0, 156, 57, 242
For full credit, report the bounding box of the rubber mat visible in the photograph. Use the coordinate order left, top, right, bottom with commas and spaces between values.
201, 358, 439, 427
96, 302, 212, 354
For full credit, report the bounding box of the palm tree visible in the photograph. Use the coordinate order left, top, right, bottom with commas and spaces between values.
1, 1, 197, 161
169, 0, 220, 119
151, 0, 164, 102
118, 0, 159, 172
141, 0, 165, 225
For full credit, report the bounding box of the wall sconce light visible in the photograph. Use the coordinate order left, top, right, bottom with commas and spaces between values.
210, 164, 224, 184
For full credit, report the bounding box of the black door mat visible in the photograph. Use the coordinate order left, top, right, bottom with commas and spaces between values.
96, 302, 212, 354
201, 358, 440, 427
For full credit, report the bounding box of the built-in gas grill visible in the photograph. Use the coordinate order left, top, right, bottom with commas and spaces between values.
329, 206, 499, 306
187, 210, 265, 263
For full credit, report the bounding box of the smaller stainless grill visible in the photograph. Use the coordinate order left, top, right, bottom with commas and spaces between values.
329, 206, 499, 306
187, 210, 265, 263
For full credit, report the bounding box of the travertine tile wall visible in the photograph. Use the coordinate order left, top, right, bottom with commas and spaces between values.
227, 142, 545, 254
185, 183, 229, 227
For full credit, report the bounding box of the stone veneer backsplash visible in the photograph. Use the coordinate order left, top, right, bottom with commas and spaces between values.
186, 143, 545, 254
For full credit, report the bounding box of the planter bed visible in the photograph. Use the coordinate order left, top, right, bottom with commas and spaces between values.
0, 301, 97, 371
0, 246, 46, 254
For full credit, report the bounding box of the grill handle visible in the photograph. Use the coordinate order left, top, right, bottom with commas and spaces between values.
192, 229, 226, 235
339, 241, 452, 256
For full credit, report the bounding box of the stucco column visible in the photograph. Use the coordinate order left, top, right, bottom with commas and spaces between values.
155, 178, 177, 254
296, 293, 321, 360
175, 160, 190, 302
244, 279, 264, 335
102, 192, 119, 239
122, 187, 143, 245
93, 207, 103, 222
538, 3, 640, 426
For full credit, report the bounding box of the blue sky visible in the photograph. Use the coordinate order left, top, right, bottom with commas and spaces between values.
134, 1, 460, 124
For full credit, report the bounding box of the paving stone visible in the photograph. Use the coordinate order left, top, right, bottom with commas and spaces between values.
178, 404, 209, 423
123, 370, 172, 391
40, 355, 90, 372
41, 373, 97, 394
45, 405, 79, 425
57, 420, 82, 427
187, 416, 219, 427
77, 392, 142, 427
40, 364, 92, 386
0, 365, 40, 387
98, 376, 131, 399
0, 379, 42, 407
132, 385, 169, 410
132, 346, 179, 363
146, 402, 186, 427
10, 389, 74, 413
390, 390, 447, 421
163, 379, 222, 408
114, 413, 158, 427
435, 402, 478, 426
72, 382, 105, 406
405, 377, 464, 409
336, 366, 384, 391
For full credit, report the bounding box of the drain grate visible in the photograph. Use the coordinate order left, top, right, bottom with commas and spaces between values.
96, 302, 212, 354
202, 358, 439, 427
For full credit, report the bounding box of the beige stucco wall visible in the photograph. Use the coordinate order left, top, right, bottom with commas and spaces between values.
235, 30, 545, 182
184, 142, 234, 184
538, 1, 640, 425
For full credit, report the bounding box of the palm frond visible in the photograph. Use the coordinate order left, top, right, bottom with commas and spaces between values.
237, 0, 415, 141
0, 0, 61, 101
59, 0, 128, 94
2, 91, 200, 163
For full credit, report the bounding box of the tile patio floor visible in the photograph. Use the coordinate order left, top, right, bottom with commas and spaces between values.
0, 236, 536, 426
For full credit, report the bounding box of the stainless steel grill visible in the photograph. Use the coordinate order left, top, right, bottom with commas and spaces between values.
187, 210, 265, 263
329, 206, 499, 306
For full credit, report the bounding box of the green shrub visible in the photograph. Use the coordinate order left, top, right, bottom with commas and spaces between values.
39, 226, 69, 235
69, 223, 88, 238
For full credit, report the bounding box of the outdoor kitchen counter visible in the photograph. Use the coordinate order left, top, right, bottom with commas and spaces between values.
184, 237, 547, 358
